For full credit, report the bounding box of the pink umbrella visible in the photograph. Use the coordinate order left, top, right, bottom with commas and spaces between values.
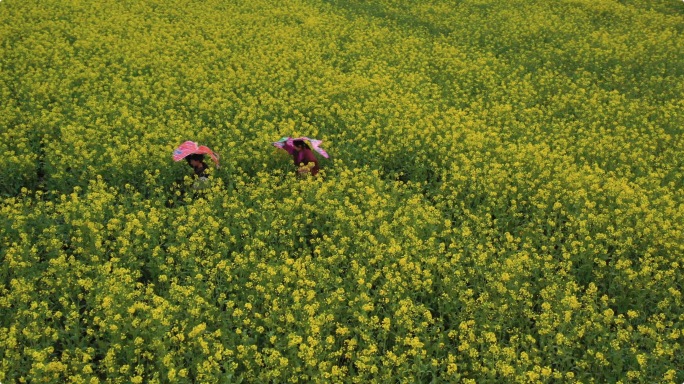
172, 141, 220, 167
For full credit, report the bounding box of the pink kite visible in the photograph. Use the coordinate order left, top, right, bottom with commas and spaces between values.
172, 141, 220, 167
273, 137, 329, 158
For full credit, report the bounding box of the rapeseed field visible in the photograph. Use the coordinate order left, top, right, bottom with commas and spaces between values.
1, 0, 682, 382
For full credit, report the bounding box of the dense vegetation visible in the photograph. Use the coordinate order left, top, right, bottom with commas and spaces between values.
1, 0, 682, 382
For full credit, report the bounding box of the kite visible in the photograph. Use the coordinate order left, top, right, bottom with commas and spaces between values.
172, 141, 220, 168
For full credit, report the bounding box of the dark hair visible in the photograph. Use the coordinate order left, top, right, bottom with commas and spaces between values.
185, 153, 205, 163
293, 140, 311, 150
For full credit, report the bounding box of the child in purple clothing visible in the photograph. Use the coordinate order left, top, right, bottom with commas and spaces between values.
291, 139, 320, 176
274, 137, 328, 177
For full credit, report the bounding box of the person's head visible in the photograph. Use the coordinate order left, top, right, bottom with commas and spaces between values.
292, 140, 310, 151
185, 153, 206, 169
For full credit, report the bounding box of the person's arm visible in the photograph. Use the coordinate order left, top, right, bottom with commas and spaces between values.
302, 150, 318, 167
281, 142, 296, 156
297, 150, 319, 174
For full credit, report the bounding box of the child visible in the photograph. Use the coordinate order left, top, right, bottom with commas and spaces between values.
291, 139, 320, 176
273, 137, 328, 177
185, 153, 208, 178
173, 141, 219, 179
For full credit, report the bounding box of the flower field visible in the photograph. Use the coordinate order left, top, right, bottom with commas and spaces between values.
1, 0, 683, 382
